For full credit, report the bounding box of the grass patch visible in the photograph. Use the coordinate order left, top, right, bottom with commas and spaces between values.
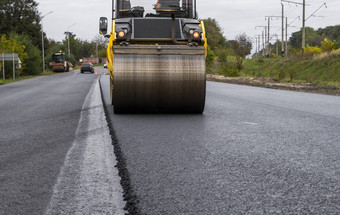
0, 71, 55, 85
241, 51, 340, 86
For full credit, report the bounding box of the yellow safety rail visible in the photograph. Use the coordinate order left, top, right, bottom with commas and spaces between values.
107, 20, 116, 80
199, 21, 208, 58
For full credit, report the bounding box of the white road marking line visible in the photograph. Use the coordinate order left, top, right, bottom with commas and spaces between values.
45, 79, 127, 215
244, 122, 258, 126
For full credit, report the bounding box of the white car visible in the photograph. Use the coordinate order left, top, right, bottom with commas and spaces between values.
104, 63, 107, 69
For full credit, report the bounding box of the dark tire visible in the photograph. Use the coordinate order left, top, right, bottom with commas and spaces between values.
110, 77, 114, 105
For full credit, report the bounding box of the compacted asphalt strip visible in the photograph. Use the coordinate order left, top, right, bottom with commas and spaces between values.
100, 75, 340, 214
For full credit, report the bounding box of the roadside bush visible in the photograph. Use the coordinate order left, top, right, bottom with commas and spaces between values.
303, 45, 321, 55
278, 70, 286, 81
65, 54, 76, 66
235, 56, 244, 71
216, 49, 228, 63
271, 53, 279, 58
321, 38, 337, 52
0, 34, 27, 78
206, 45, 215, 72
10, 33, 42, 76
257, 58, 264, 64
289, 48, 300, 56
219, 65, 239, 77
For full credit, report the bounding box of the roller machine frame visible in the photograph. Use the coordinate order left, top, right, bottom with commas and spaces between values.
100, 0, 207, 113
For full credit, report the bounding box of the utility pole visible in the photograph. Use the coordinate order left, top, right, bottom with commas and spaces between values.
267, 18, 270, 57
285, 17, 288, 57
255, 36, 258, 58
66, 23, 76, 57
282, 3, 285, 56
41, 11, 53, 73
281, 0, 306, 49
265, 16, 284, 57
265, 27, 267, 56
256, 26, 266, 57
302, 0, 306, 49
262, 30, 265, 56
96, 43, 99, 60
283, 16, 301, 56
271, 35, 279, 56
258, 35, 261, 58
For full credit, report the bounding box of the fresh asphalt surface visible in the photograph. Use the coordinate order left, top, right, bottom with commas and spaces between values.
0, 70, 95, 214
1, 67, 339, 214
100, 75, 340, 214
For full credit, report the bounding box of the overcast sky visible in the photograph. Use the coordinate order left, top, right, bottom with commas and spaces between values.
37, 0, 339, 49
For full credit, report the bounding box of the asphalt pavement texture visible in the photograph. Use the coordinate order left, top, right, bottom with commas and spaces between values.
100, 75, 340, 214
1, 69, 340, 214
0, 69, 126, 215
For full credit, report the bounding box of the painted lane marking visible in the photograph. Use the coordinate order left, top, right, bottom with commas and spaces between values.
244, 122, 258, 126
45, 79, 127, 215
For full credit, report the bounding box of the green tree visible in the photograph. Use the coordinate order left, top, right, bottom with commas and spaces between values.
321, 38, 337, 52
0, 34, 27, 78
317, 25, 340, 45
289, 27, 322, 49
0, 0, 44, 49
202, 18, 227, 51
10, 33, 42, 75
230, 33, 252, 58
205, 45, 215, 68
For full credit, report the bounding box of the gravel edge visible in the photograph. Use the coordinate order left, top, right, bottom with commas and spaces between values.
99, 78, 141, 215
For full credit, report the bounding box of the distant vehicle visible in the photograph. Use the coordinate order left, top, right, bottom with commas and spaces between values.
104, 63, 107, 69
50, 52, 72, 72
80, 63, 94, 73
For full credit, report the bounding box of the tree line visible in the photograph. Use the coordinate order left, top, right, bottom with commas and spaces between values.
204, 18, 339, 77
202, 18, 253, 77
254, 25, 340, 58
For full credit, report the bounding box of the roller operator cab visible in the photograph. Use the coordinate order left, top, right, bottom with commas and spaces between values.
100, 0, 207, 113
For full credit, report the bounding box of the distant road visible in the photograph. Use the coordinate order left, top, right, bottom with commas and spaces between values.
101, 76, 340, 214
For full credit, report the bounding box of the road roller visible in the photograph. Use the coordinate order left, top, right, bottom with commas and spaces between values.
99, 0, 207, 113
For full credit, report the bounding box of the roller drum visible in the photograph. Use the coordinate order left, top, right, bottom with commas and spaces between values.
112, 45, 206, 113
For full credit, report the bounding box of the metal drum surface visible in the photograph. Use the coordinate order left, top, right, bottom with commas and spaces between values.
112, 45, 206, 113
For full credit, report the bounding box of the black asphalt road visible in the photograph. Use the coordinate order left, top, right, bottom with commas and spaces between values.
0, 69, 105, 215
100, 76, 340, 214
2, 70, 340, 214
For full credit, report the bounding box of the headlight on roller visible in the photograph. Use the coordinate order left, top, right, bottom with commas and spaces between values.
118, 31, 126, 38
193, 32, 200, 39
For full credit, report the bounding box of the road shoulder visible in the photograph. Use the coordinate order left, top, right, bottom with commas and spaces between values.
207, 74, 340, 96
45, 79, 127, 215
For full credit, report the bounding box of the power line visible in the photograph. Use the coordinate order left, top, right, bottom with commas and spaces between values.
306, 2, 327, 21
